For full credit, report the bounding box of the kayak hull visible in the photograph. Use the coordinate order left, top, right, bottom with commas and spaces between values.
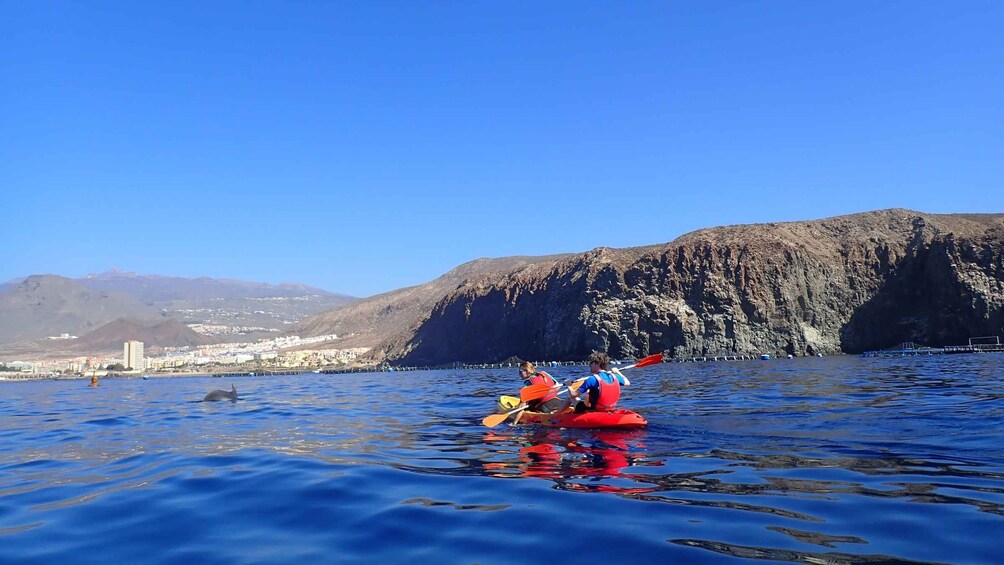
498, 396, 647, 429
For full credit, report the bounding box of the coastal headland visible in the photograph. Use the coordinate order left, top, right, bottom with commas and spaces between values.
2, 209, 1003, 375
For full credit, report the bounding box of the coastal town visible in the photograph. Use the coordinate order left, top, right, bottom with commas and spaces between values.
0, 333, 368, 379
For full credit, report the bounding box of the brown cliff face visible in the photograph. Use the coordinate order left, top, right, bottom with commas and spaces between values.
376, 209, 1004, 365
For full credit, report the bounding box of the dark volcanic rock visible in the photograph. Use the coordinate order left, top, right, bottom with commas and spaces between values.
374, 209, 1004, 365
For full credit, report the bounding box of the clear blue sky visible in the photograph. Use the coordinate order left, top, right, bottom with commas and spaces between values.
2, 2, 1001, 297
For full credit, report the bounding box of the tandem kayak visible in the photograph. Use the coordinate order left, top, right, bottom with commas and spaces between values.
498, 396, 647, 429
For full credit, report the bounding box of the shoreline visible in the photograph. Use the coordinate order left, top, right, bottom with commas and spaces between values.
0, 370, 322, 382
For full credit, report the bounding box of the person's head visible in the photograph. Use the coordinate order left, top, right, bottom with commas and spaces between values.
588, 352, 610, 372
518, 361, 535, 378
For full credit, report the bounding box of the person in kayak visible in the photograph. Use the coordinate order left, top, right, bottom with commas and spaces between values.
562, 352, 630, 413
519, 361, 563, 413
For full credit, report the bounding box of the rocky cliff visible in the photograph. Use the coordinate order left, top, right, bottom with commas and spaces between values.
373, 210, 1004, 365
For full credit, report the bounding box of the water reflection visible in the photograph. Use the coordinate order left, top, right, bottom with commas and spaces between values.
482, 428, 659, 495
474, 419, 1004, 560
671, 538, 919, 563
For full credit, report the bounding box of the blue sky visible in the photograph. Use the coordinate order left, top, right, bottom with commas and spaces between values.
2, 2, 1001, 297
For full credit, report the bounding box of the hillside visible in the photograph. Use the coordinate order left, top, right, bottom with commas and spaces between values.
70, 318, 219, 353
78, 271, 358, 338
366, 209, 1004, 365
289, 255, 573, 349
0, 271, 359, 348
0, 276, 160, 344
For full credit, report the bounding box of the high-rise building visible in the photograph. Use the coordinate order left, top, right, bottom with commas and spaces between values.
124, 340, 145, 371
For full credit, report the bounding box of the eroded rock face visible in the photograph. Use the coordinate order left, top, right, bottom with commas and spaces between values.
378, 210, 1004, 365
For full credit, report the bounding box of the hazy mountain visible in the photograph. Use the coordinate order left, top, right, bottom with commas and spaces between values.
0, 271, 360, 348
0, 275, 161, 344
77, 270, 353, 303
76, 271, 359, 338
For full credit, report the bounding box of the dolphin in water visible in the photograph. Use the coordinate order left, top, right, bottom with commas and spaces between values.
203, 384, 239, 402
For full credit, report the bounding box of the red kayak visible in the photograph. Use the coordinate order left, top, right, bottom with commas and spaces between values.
498, 396, 648, 429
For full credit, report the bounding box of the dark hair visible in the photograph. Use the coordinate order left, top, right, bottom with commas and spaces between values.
587, 352, 610, 370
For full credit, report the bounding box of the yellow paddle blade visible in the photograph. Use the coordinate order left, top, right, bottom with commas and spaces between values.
482, 412, 511, 427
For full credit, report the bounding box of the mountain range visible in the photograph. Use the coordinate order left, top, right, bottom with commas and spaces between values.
0, 272, 356, 354
72, 270, 342, 302
4, 209, 1003, 365
0, 276, 159, 345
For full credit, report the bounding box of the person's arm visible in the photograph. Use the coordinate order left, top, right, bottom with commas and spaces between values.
565, 375, 589, 400
580, 376, 600, 407
512, 400, 527, 425
611, 367, 630, 386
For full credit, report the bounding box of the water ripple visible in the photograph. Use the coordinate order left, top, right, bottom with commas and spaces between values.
0, 356, 1002, 562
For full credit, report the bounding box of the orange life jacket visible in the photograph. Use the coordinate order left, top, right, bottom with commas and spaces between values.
593, 371, 621, 411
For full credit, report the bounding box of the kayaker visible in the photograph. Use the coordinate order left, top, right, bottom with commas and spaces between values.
519, 361, 562, 413
562, 352, 630, 413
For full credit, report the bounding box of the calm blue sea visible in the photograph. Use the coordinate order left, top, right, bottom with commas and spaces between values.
1, 355, 1002, 564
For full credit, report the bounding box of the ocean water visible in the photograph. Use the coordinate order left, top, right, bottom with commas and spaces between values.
1, 355, 1002, 564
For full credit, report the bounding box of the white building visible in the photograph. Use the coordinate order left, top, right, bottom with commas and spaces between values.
124, 340, 145, 371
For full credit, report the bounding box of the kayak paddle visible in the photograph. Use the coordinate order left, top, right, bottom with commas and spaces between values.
617, 353, 665, 371
481, 382, 584, 428
482, 404, 529, 428
520, 382, 558, 402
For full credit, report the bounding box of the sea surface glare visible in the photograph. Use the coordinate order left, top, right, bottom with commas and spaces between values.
1, 355, 1002, 563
